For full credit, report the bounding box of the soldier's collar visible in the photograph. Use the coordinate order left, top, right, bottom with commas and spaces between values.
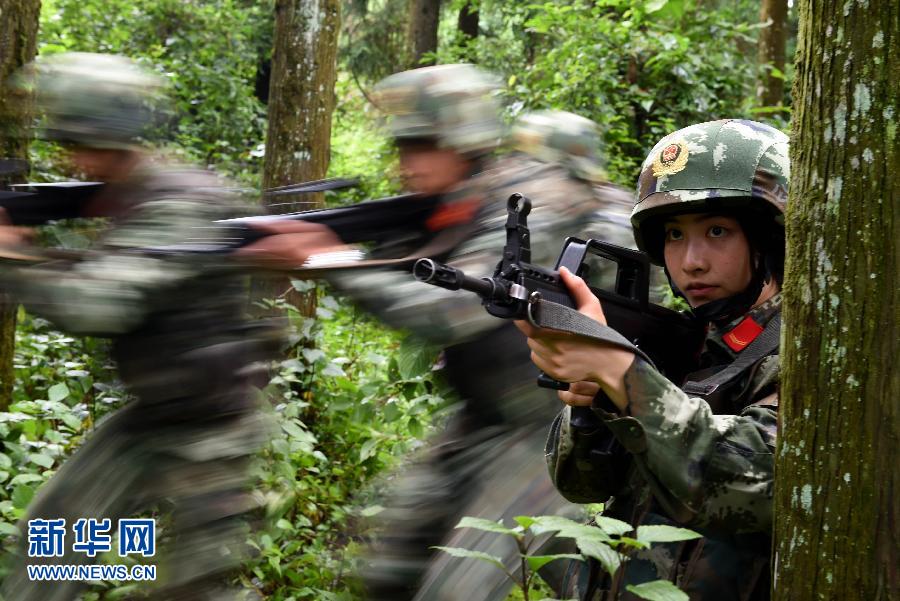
707, 293, 782, 356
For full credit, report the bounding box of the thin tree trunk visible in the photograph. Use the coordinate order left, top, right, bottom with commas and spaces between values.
457, 1, 478, 40
407, 0, 441, 67
259, 0, 340, 314
0, 0, 42, 410
774, 1, 899, 599
757, 0, 788, 107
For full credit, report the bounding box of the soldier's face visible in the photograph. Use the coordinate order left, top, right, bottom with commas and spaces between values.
663, 213, 753, 308
67, 147, 139, 181
398, 145, 472, 195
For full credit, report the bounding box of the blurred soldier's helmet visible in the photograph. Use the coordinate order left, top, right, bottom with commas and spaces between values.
631, 119, 789, 321
25, 52, 165, 149
373, 64, 503, 158
511, 110, 606, 182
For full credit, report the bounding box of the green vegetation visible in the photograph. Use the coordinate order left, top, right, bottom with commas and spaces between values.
0, 0, 796, 598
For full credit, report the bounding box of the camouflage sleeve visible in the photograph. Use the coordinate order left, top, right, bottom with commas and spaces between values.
329, 159, 597, 345
599, 358, 777, 532
546, 405, 631, 504
1, 197, 229, 335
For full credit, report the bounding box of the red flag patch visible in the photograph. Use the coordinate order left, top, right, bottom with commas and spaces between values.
723, 316, 764, 352
426, 197, 481, 231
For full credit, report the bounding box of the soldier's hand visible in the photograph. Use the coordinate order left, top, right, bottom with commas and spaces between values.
515, 266, 633, 412
236, 220, 350, 269
559, 380, 601, 407
0, 208, 35, 247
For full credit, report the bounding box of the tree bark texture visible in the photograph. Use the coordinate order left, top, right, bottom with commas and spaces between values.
406, 0, 440, 67
774, 1, 899, 599
757, 0, 788, 107
260, 0, 340, 314
457, 1, 478, 40
0, 0, 41, 410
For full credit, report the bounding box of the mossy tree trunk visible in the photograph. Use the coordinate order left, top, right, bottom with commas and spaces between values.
407, 0, 440, 67
774, 1, 898, 599
0, 0, 41, 410
259, 0, 340, 315
756, 0, 788, 107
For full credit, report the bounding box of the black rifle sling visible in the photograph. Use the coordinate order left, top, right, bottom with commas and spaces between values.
527, 298, 655, 368
681, 313, 781, 397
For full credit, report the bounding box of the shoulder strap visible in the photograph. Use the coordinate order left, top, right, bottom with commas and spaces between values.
681, 313, 781, 397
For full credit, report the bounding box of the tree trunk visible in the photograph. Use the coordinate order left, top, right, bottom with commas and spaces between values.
756, 0, 788, 107
457, 1, 478, 40
259, 0, 340, 313
407, 0, 441, 67
0, 0, 41, 410
774, 1, 899, 599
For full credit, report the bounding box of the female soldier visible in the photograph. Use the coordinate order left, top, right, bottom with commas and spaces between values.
517, 119, 788, 600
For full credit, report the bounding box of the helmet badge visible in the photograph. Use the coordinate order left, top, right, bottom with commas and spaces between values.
652, 141, 689, 177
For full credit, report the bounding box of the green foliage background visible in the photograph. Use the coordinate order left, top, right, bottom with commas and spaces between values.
0, 0, 794, 599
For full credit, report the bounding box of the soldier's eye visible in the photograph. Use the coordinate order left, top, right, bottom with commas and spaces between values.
665, 228, 683, 241
708, 225, 727, 238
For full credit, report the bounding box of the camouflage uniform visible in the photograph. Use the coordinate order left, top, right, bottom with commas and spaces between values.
0, 54, 276, 601
547, 120, 789, 600
330, 67, 638, 601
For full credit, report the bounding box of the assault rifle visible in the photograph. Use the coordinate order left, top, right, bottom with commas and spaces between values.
0, 158, 365, 227
0, 159, 452, 258
414, 193, 704, 388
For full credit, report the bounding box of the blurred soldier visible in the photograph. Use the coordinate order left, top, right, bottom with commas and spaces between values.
511, 110, 668, 302
510, 109, 634, 249
520, 119, 788, 600
0, 53, 277, 601
241, 65, 633, 601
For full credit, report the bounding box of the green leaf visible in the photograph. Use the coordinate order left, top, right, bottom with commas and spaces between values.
526, 553, 584, 572
290, 279, 316, 293
59, 413, 83, 431
359, 505, 384, 518
301, 348, 326, 363
578, 538, 621, 577
9, 473, 44, 486
11, 485, 34, 510
48, 383, 70, 403
359, 438, 378, 461
29, 453, 55, 469
0, 453, 11, 470
613, 536, 648, 549
321, 362, 346, 377
530, 516, 611, 542
513, 515, 536, 529
594, 515, 634, 536
281, 421, 317, 444
644, 0, 669, 12
455, 516, 520, 537
626, 580, 689, 601
0, 521, 20, 537
635, 525, 702, 544
432, 546, 505, 570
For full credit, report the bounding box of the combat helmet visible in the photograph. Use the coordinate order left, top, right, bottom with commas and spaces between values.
372, 64, 503, 158
511, 110, 607, 182
23, 52, 165, 149
631, 119, 789, 321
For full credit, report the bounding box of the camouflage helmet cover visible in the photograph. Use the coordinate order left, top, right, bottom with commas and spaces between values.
632, 119, 789, 264
511, 110, 606, 182
23, 52, 165, 149
373, 64, 503, 157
